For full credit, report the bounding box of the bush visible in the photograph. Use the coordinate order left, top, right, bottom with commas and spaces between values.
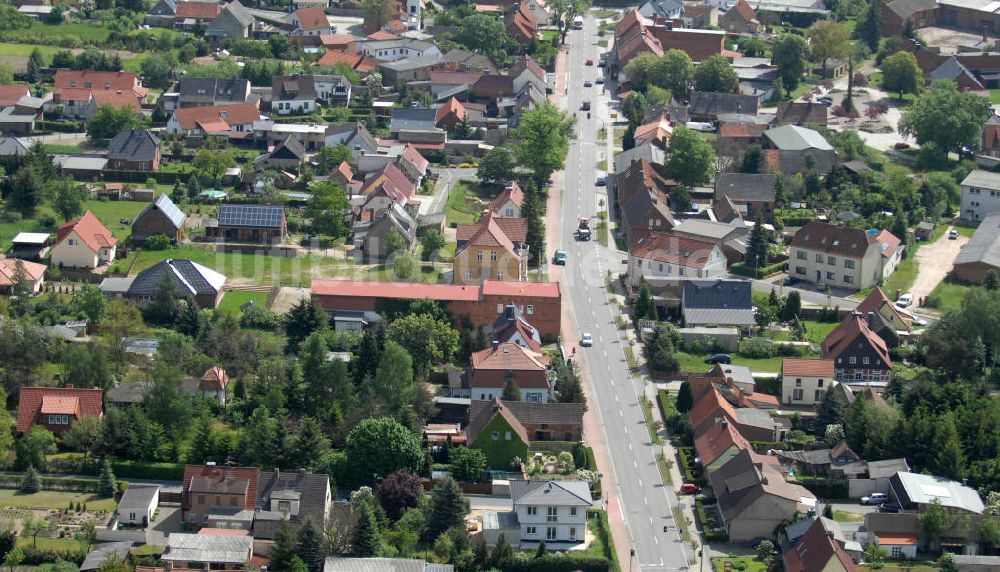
21, 545, 87, 565
504, 555, 610, 572
730, 260, 786, 278
144, 234, 171, 250
798, 478, 849, 499
739, 338, 775, 359
110, 461, 185, 481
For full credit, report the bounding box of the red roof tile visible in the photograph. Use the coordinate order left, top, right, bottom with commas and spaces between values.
181, 464, 260, 511
781, 358, 834, 377
400, 143, 429, 175
200, 367, 229, 391
695, 417, 750, 467
56, 211, 116, 253
436, 96, 467, 125
821, 313, 893, 369
481, 280, 560, 298
172, 103, 260, 131
0, 258, 46, 286
314, 51, 377, 72
91, 90, 141, 112
312, 280, 482, 301
55, 87, 93, 103
471, 343, 550, 389
629, 232, 720, 269
0, 84, 29, 107
54, 70, 145, 97
294, 7, 329, 29
489, 182, 524, 213
456, 213, 528, 244
367, 30, 399, 40
175, 1, 220, 19
16, 387, 103, 432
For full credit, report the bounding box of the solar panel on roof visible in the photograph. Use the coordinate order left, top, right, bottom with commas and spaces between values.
154, 194, 187, 228
218, 204, 284, 229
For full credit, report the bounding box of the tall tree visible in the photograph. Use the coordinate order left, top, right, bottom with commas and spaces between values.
296, 518, 326, 572
269, 522, 297, 572
306, 181, 350, 238
932, 414, 965, 481
512, 103, 574, 187
145, 363, 194, 437
97, 459, 116, 498
26, 47, 44, 83
476, 147, 516, 185
676, 381, 693, 413
376, 470, 423, 520
899, 80, 991, 160
855, 0, 882, 52
457, 14, 510, 54
284, 298, 328, 354
86, 105, 147, 139
351, 498, 382, 556
15, 426, 56, 470
520, 180, 545, 265
346, 418, 423, 484
771, 34, 810, 92
808, 20, 851, 78
741, 145, 765, 173
652, 50, 694, 97
426, 476, 469, 540
693, 55, 739, 93
49, 178, 88, 222
359, 0, 392, 31
72, 285, 107, 324
747, 218, 769, 272
294, 417, 331, 468
781, 291, 802, 322
373, 341, 415, 416
881, 51, 921, 99
386, 313, 459, 376
665, 127, 716, 187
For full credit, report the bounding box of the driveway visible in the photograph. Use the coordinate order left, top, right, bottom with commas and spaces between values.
910, 226, 968, 304
826, 69, 914, 152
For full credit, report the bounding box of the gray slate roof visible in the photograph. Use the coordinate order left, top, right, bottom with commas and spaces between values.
894, 471, 984, 513
614, 140, 665, 175
715, 173, 776, 202
961, 169, 1000, 190
885, 0, 937, 20
135, 193, 186, 230
867, 458, 909, 479
689, 92, 759, 118
764, 124, 833, 151
179, 77, 250, 105
682, 279, 754, 327
127, 259, 226, 298
380, 55, 443, 72
510, 480, 592, 507
468, 399, 585, 427
256, 470, 330, 527
217, 203, 285, 229
163, 533, 253, 564
81, 542, 134, 572
273, 75, 318, 101
118, 485, 158, 510
107, 129, 159, 163
324, 558, 454, 572
955, 212, 1000, 268
390, 108, 438, 133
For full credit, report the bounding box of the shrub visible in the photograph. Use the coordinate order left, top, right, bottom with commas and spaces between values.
144, 234, 171, 250
739, 338, 775, 359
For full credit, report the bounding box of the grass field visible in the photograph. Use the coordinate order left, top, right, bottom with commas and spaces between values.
16, 537, 89, 552
676, 351, 784, 374
0, 199, 149, 251
218, 290, 268, 315
0, 43, 65, 58
802, 319, 838, 344
833, 510, 864, 522
929, 281, 970, 314
991, 89, 1000, 104
445, 180, 488, 226
27, 21, 112, 42
712, 557, 767, 572
0, 489, 116, 512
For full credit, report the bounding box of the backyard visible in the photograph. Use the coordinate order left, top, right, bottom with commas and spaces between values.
0, 199, 149, 250
711, 556, 768, 572
0, 490, 116, 512
675, 351, 784, 374
445, 180, 494, 226
217, 290, 269, 315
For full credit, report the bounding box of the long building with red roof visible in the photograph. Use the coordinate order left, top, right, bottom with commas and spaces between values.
17, 386, 103, 434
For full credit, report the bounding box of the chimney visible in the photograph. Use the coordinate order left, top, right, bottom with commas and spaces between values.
866, 311, 876, 331
492, 340, 499, 352
65, 384, 74, 389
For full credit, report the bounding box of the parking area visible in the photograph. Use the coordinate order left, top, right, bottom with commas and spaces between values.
918, 26, 1000, 53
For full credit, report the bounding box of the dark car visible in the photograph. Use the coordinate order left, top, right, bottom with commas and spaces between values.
704, 353, 732, 364
784, 276, 800, 286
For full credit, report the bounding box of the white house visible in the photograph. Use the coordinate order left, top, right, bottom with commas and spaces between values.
51, 211, 117, 269
789, 221, 897, 292
117, 485, 159, 526
781, 358, 835, 406
289, 7, 334, 36
511, 480, 591, 546
960, 169, 1000, 222
628, 232, 727, 284
357, 38, 441, 62
524, 0, 550, 26
403, 0, 421, 29
510, 56, 548, 96
313, 74, 352, 105
271, 75, 317, 115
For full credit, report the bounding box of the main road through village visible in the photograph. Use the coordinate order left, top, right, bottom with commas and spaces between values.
549, 14, 692, 572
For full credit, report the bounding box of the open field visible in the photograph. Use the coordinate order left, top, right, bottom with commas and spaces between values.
676, 351, 785, 374
218, 290, 268, 314
0, 489, 116, 512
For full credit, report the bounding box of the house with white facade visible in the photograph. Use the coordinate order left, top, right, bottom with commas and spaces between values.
51, 211, 117, 269
469, 343, 551, 403
789, 221, 898, 292
116, 485, 159, 527
511, 480, 591, 547
960, 169, 1000, 222
628, 232, 727, 285
358, 38, 441, 62
781, 358, 835, 406
271, 75, 317, 115
289, 7, 333, 36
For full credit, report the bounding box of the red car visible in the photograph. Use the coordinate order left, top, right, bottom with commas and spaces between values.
585, 59, 594, 65
680, 484, 701, 495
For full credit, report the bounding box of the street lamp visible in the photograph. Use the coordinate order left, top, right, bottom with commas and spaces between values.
629, 548, 635, 572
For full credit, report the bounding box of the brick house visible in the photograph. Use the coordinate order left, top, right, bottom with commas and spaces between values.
821, 312, 893, 384
469, 343, 551, 403
107, 129, 161, 172
454, 212, 528, 284
16, 386, 103, 434
181, 464, 260, 530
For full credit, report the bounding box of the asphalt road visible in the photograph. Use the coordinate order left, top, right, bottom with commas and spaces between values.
557, 16, 690, 571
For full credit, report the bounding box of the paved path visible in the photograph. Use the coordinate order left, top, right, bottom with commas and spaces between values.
911, 225, 968, 304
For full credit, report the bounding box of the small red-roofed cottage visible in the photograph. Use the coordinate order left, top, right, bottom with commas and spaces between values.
0, 258, 46, 295
51, 211, 117, 269
199, 367, 229, 406
489, 182, 524, 218
17, 386, 104, 434
435, 97, 467, 131
470, 342, 551, 402
781, 358, 835, 406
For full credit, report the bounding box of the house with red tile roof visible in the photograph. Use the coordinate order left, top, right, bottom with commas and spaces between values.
198, 367, 229, 406
52, 70, 146, 119
0, 85, 29, 108
783, 517, 856, 572
781, 358, 835, 406
489, 182, 524, 217
0, 258, 46, 295
648, 26, 731, 63
628, 232, 726, 287
719, 0, 759, 34
633, 113, 673, 148
290, 7, 333, 35
435, 97, 466, 131
51, 211, 117, 269
454, 213, 528, 285
505, 2, 537, 43
470, 342, 551, 402
181, 464, 261, 530
397, 143, 428, 184
821, 312, 893, 384
166, 103, 261, 136
16, 386, 103, 434
87, 90, 142, 122
789, 221, 893, 291
695, 417, 751, 473
313, 51, 378, 74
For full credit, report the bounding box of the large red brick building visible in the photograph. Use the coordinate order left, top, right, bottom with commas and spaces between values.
311, 280, 562, 340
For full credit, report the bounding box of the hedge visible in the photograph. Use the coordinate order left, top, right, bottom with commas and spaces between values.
583, 446, 601, 498
0, 475, 123, 493
797, 478, 849, 500
695, 499, 729, 543
505, 555, 610, 572
656, 389, 674, 422
730, 260, 786, 279
676, 447, 703, 487
36, 120, 84, 133
21, 545, 87, 566
111, 461, 185, 481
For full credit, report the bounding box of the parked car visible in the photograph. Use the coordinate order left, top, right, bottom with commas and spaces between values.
704, 353, 732, 364
596, 77, 605, 84
680, 484, 701, 495
585, 59, 594, 65
784, 276, 800, 286
584, 80, 592, 87
896, 293, 913, 308
862, 493, 888, 505
816, 96, 833, 106
581, 333, 593, 347
581, 101, 591, 111
913, 316, 928, 327
596, 176, 607, 186
949, 229, 959, 239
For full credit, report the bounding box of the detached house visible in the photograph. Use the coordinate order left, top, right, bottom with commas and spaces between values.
358, 37, 441, 62
629, 233, 727, 288
714, 173, 776, 221
205, 0, 255, 41
489, 182, 524, 218
454, 213, 528, 284
0, 258, 46, 295
289, 7, 333, 35
469, 342, 551, 402
719, 0, 759, 33
16, 386, 103, 434
181, 464, 260, 530
821, 312, 893, 384
166, 103, 261, 136
510, 480, 591, 547
131, 194, 187, 244
51, 211, 116, 269
107, 129, 161, 172
272, 75, 318, 115
781, 358, 835, 406
52, 70, 146, 120
789, 221, 896, 291
960, 169, 1000, 222
505, 3, 537, 44
783, 516, 856, 572
509, 56, 547, 95
119, 259, 227, 309
467, 399, 584, 468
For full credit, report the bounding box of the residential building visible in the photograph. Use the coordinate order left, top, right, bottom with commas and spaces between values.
714, 173, 776, 221
789, 221, 890, 291
681, 279, 754, 332
468, 398, 583, 452
511, 480, 591, 546
469, 342, 551, 402
775, 102, 828, 127
954, 211, 1000, 283
695, 417, 751, 473
873, 229, 904, 281
181, 464, 260, 530
616, 159, 676, 244
0, 136, 30, 158
271, 75, 318, 115
358, 37, 441, 62
205, 1, 255, 41
86, 90, 142, 122
465, 399, 529, 468
162, 533, 253, 567
324, 559, 452, 572
709, 448, 817, 542
379, 55, 442, 85
783, 517, 856, 572
509, 56, 547, 96
389, 108, 446, 144
51, 211, 116, 269
688, 92, 759, 122
489, 182, 524, 218
253, 121, 327, 151
440, 48, 497, 73
637, 0, 683, 19
146, 0, 221, 28
311, 280, 563, 340
117, 486, 160, 527
166, 103, 261, 136
960, 169, 1000, 222
252, 470, 332, 539
107, 129, 161, 172
353, 203, 417, 260
255, 135, 306, 170
289, 7, 333, 35
505, 2, 537, 44
688, 382, 778, 442
670, 218, 749, 265
821, 312, 893, 384
523, 0, 549, 29
633, 114, 672, 149
762, 124, 837, 174
881, 0, 937, 36
177, 78, 251, 108
131, 194, 186, 244
52, 70, 146, 119
628, 232, 727, 289
454, 213, 528, 284
781, 358, 835, 406
16, 386, 103, 434
112, 259, 227, 309
358, 162, 417, 216
648, 27, 729, 63
197, 367, 229, 406
0, 258, 46, 295
313, 51, 378, 74
982, 115, 1000, 158
0, 84, 29, 107
325, 122, 378, 158
435, 97, 466, 131
719, 0, 759, 33
314, 74, 351, 105
205, 204, 287, 244
82, 543, 134, 572
491, 303, 542, 352
930, 57, 985, 92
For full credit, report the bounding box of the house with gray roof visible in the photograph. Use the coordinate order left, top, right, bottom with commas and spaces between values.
763, 124, 837, 174
959, 169, 1000, 222
389, 108, 445, 144
379, 55, 444, 85
272, 74, 318, 115
325, 122, 378, 158
358, 37, 441, 62
162, 533, 253, 566
510, 480, 592, 548
81, 542, 134, 572
887, 471, 984, 514
178, 77, 251, 108
714, 173, 776, 221
952, 212, 1000, 284
0, 136, 29, 157
116, 485, 159, 527
131, 194, 186, 244
107, 129, 161, 172
638, 0, 684, 19
324, 558, 453, 572
206, 1, 255, 42
930, 56, 984, 92
106, 258, 227, 309
255, 135, 306, 170
688, 92, 759, 122
681, 279, 755, 332
252, 470, 332, 539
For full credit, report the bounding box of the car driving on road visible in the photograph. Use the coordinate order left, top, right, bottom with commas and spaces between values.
553, 249, 567, 265
581, 333, 593, 347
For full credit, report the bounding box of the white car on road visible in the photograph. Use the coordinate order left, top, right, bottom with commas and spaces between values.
581, 333, 593, 347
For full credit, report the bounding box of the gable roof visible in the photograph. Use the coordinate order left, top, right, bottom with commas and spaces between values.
0, 84, 29, 107
634, 114, 673, 146
323, 559, 451, 572
689, 92, 759, 117
784, 517, 856, 572
471, 398, 583, 432
255, 470, 330, 526
956, 211, 1000, 268
775, 102, 828, 126
217, 204, 284, 229
172, 103, 260, 131
782, 358, 835, 377
179, 77, 249, 105
175, 1, 220, 18
182, 464, 260, 510
435, 97, 466, 125
315, 51, 377, 72
16, 387, 103, 432
727, 0, 758, 22
893, 472, 984, 514
765, 124, 833, 151
56, 211, 116, 253
630, 232, 720, 269
505, 2, 537, 42
456, 212, 527, 244
200, 366, 229, 391
135, 194, 187, 230
885, 0, 936, 20
718, 122, 768, 139
91, 90, 141, 112
509, 56, 546, 83
465, 398, 530, 445
108, 129, 159, 163
55, 70, 142, 95
510, 480, 592, 506
0, 258, 46, 286
294, 7, 328, 29
681, 280, 753, 325
267, 135, 306, 161
821, 313, 892, 368
272, 75, 318, 101
715, 172, 776, 203
710, 448, 815, 521
855, 287, 912, 328
790, 221, 873, 258
695, 417, 750, 466
127, 259, 226, 298
390, 108, 437, 132
489, 182, 524, 213
873, 229, 901, 258
470, 343, 550, 388
363, 161, 416, 201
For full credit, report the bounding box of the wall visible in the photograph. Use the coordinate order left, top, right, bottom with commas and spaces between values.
51, 232, 99, 269
848, 477, 890, 499
471, 413, 530, 469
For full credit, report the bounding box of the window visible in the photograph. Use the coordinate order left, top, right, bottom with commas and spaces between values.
546, 527, 556, 540
504, 431, 511, 440
497, 304, 505, 314
491, 431, 499, 440
679, 267, 685, 276
890, 547, 903, 559
129, 512, 136, 521
855, 371, 862, 381
795, 379, 802, 386
570, 507, 577, 516
47, 414, 69, 425
491, 251, 498, 262
477, 251, 483, 262
818, 379, 824, 387
526, 526, 536, 535
527, 506, 537, 516
547, 507, 557, 522
793, 388, 803, 401
815, 253, 824, 263
527, 305, 534, 314
659, 263, 664, 272
863, 356, 870, 365
844, 275, 854, 284
796, 250, 807, 260
828, 256, 836, 265
795, 266, 806, 275
815, 390, 822, 402
497, 271, 504, 280
827, 271, 835, 280
849, 356, 857, 364
466, 271, 473, 280
844, 259, 856, 269
570, 527, 578, 540
68, 239, 77, 246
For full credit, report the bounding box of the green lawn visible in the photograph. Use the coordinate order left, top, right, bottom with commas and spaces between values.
0, 199, 149, 251
445, 180, 487, 226
0, 489, 116, 512
27, 20, 112, 42
676, 351, 785, 374
990, 89, 1000, 104
42, 144, 86, 155
953, 223, 977, 237
16, 537, 89, 553
592, 8, 618, 19
218, 290, 268, 315
712, 557, 768, 572
540, 30, 559, 43
833, 510, 864, 522
581, 510, 621, 572
0, 43, 65, 58
929, 281, 971, 314
801, 320, 838, 344
884, 253, 918, 294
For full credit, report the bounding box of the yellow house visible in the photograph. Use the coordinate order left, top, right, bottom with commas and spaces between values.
50, 211, 117, 269
454, 213, 527, 285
